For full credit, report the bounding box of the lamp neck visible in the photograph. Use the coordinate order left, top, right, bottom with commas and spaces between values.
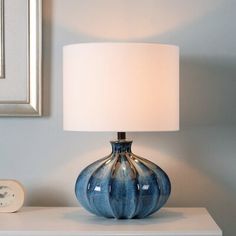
117, 132, 126, 141
110, 140, 132, 153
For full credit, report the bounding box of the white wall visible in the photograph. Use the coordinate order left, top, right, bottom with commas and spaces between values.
0, 0, 236, 235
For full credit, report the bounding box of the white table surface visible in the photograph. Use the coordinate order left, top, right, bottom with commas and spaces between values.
0, 207, 222, 236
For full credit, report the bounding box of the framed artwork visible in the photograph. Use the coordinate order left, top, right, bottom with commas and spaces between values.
0, 0, 42, 116
0, 0, 4, 78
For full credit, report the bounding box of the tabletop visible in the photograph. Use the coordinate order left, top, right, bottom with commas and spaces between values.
0, 207, 222, 236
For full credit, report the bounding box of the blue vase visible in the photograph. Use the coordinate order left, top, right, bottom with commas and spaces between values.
75, 140, 171, 219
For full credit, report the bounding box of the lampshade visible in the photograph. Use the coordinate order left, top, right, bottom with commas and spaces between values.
63, 43, 179, 132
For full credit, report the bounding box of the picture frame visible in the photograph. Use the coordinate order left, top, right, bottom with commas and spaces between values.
0, 0, 5, 79
0, 0, 42, 116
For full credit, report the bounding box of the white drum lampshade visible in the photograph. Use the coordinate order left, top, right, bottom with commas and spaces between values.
63, 43, 179, 132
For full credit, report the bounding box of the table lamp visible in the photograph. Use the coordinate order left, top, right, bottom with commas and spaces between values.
63, 43, 179, 219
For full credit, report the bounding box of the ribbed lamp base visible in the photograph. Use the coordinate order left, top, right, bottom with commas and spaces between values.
75, 140, 171, 219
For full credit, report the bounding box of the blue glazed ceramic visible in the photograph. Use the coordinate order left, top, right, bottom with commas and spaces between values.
75, 140, 171, 219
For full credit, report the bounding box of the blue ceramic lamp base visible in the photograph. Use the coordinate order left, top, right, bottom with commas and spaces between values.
75, 133, 171, 219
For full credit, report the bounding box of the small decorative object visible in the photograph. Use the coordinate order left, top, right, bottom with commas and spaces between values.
0, 180, 25, 213
63, 43, 179, 219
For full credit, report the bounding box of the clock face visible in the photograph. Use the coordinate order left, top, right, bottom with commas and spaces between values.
0, 180, 24, 212
0, 186, 15, 207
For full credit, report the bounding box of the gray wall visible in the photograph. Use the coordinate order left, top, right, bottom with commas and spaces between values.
1, 0, 236, 235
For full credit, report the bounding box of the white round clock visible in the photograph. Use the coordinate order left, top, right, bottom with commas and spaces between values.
0, 180, 25, 213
